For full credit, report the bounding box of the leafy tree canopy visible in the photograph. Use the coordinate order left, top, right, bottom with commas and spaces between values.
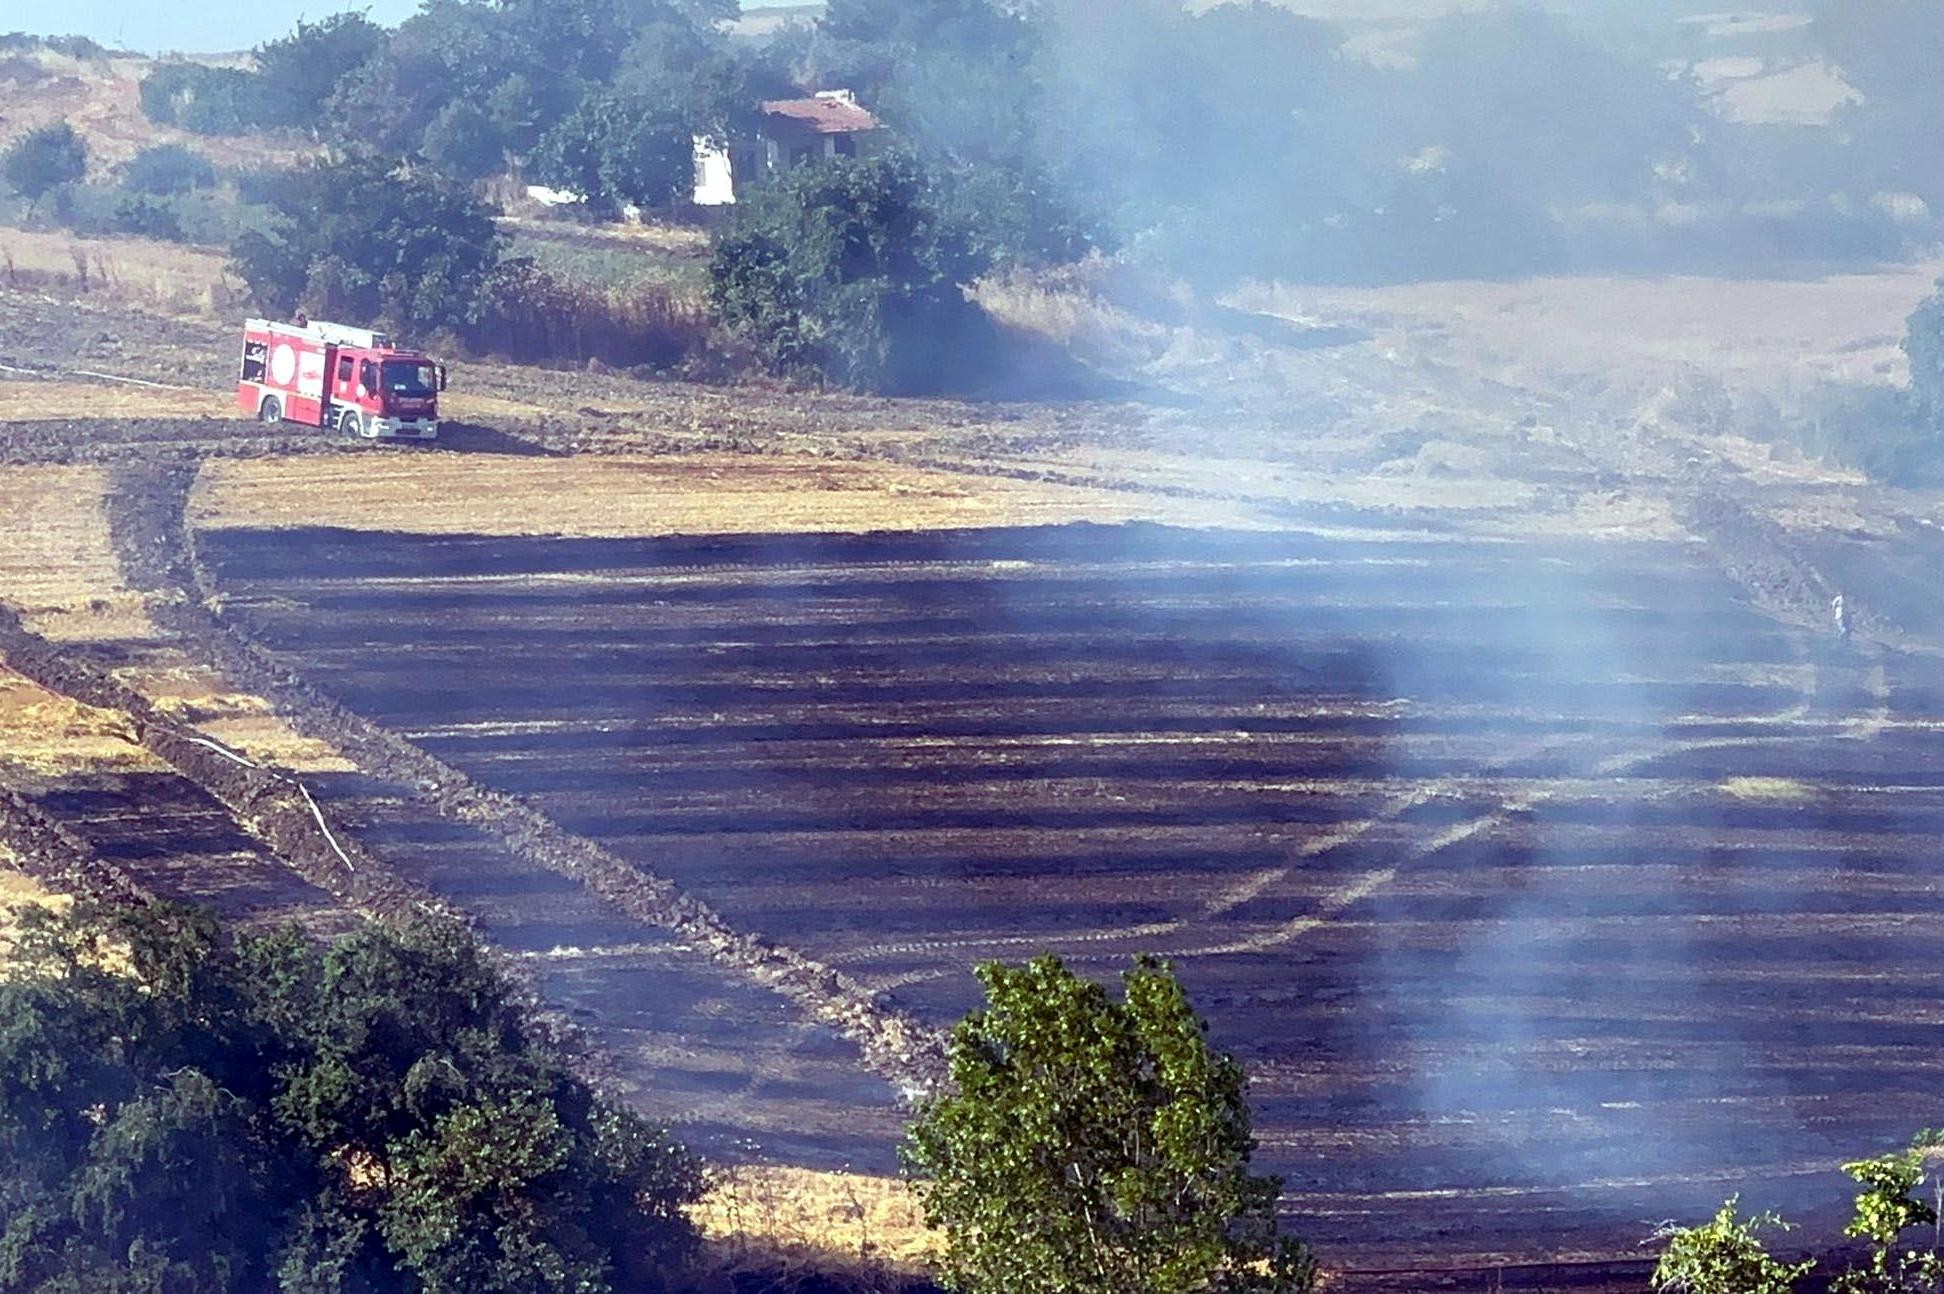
229, 153, 505, 333
119, 143, 217, 196
137, 63, 272, 136
1650, 1197, 1813, 1294
531, 92, 695, 213
709, 151, 1003, 394
1, 122, 88, 205
0, 902, 703, 1294
254, 13, 389, 130
903, 954, 1317, 1294
1834, 1142, 1944, 1294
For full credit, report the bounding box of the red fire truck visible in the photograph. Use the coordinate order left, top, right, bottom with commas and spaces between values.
236, 318, 446, 440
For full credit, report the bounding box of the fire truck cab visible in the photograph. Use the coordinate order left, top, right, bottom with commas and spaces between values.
237, 318, 445, 441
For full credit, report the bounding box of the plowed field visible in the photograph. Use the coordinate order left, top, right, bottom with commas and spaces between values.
196, 516, 1944, 1265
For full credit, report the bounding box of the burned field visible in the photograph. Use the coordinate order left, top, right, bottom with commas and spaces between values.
6, 281, 1944, 1281
195, 514, 1944, 1266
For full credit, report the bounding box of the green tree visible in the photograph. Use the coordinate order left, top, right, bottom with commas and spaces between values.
1904, 284, 1944, 430
253, 13, 388, 130
421, 99, 507, 181
531, 92, 694, 213
0, 902, 702, 1294
904, 954, 1317, 1294
709, 152, 1002, 393
1, 122, 88, 208
1835, 1143, 1944, 1294
138, 63, 271, 135
229, 153, 505, 332
120, 143, 216, 195
1650, 1197, 1814, 1294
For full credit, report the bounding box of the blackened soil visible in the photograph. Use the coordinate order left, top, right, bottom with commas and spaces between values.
200, 518, 1944, 1265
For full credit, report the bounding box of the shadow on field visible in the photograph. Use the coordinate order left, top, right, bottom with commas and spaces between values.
424, 421, 564, 457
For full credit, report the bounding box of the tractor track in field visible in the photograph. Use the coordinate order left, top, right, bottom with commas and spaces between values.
98, 458, 951, 1095
0, 415, 558, 466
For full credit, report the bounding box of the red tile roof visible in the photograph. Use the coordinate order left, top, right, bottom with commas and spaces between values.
760, 96, 881, 135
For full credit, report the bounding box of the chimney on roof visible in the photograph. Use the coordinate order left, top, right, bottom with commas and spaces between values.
814, 89, 859, 107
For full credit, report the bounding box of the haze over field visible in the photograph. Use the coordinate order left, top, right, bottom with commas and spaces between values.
10, 0, 1944, 1287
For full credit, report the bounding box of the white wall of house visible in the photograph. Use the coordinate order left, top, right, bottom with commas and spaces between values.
692, 138, 737, 206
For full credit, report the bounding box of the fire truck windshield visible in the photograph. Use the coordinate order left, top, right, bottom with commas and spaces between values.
382, 362, 438, 399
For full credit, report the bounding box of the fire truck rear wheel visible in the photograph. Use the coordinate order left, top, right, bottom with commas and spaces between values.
258, 396, 281, 424
338, 409, 362, 438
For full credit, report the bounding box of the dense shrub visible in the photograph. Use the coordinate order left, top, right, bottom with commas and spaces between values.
109, 192, 184, 241
420, 99, 506, 181
0, 54, 48, 86
1650, 1198, 1812, 1294
530, 92, 695, 214
0, 902, 703, 1294
709, 153, 1000, 393
138, 62, 269, 135
0, 31, 112, 59
120, 143, 217, 196
252, 13, 387, 130
229, 154, 505, 332
1, 122, 87, 207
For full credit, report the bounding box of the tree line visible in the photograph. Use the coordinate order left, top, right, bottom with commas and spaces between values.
14, 1, 1944, 417
0, 901, 1313, 1294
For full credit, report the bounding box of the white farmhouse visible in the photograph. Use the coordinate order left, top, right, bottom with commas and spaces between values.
692, 90, 883, 207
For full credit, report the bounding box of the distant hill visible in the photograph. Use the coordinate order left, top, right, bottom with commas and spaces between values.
0, 43, 305, 172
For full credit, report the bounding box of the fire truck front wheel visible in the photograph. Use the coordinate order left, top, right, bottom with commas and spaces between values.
258, 396, 282, 424
338, 409, 362, 438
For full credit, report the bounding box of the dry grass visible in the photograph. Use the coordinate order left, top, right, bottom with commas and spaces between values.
0, 862, 72, 972
0, 464, 157, 641
190, 453, 1213, 538
694, 1165, 936, 1280
0, 463, 352, 774
1240, 263, 1944, 401
0, 663, 153, 777
496, 215, 711, 255
0, 379, 230, 422
0, 227, 241, 317
973, 262, 1176, 372
1718, 775, 1818, 802
104, 662, 355, 774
